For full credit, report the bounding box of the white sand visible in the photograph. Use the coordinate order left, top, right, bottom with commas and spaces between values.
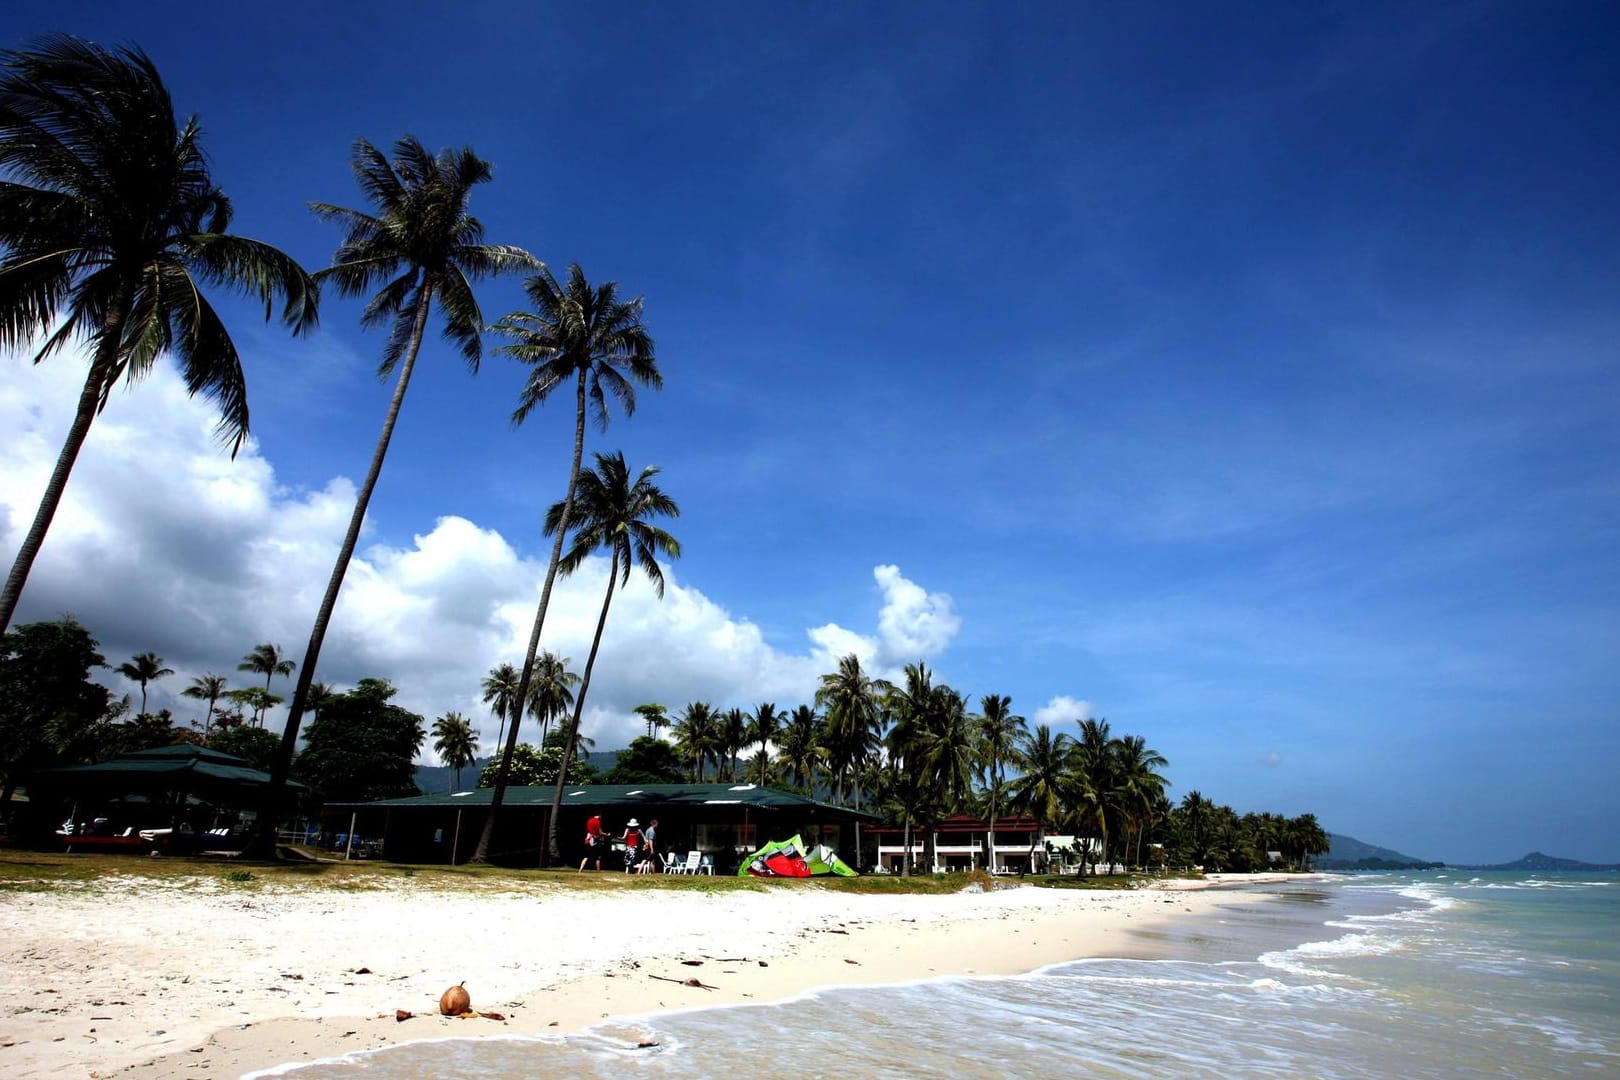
0, 872, 1305, 1079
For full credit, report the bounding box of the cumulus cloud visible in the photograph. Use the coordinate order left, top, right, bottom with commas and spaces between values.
804, 564, 961, 679
0, 350, 960, 757
1033, 695, 1096, 730
1261, 751, 1283, 767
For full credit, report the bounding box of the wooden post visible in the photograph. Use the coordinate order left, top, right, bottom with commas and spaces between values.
450, 808, 463, 866
343, 811, 357, 861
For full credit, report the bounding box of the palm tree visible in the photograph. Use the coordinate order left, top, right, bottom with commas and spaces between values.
718, 707, 749, 782
481, 663, 520, 751
1076, 717, 1118, 865
671, 701, 718, 781
306, 681, 337, 720
881, 662, 938, 873
540, 452, 679, 863
525, 651, 578, 747
238, 643, 294, 727
116, 652, 174, 717
776, 704, 822, 791
919, 687, 976, 823
182, 673, 228, 736
975, 693, 1027, 872
814, 654, 890, 807
1114, 733, 1168, 867
0, 36, 319, 634
477, 265, 659, 860
747, 703, 781, 786
431, 711, 478, 791
1181, 790, 1209, 866
1006, 724, 1080, 871
259, 136, 535, 852
633, 703, 669, 740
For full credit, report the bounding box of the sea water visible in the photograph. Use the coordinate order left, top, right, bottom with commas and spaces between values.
260, 872, 1619, 1079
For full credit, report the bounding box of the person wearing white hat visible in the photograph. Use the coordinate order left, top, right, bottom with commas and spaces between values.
619, 819, 643, 873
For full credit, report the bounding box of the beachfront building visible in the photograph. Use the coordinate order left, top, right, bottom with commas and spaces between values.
868, 814, 1052, 874
325, 782, 877, 870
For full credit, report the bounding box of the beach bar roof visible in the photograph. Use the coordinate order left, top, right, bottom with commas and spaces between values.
327, 782, 879, 819
36, 744, 307, 804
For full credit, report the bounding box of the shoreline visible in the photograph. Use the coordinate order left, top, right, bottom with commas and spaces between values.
0, 872, 1314, 1079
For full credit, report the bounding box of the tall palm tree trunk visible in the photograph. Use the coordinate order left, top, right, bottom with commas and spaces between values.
251, 277, 435, 857
471, 370, 588, 863
0, 291, 130, 635
543, 549, 619, 864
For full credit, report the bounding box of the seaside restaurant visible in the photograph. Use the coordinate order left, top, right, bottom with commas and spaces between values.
324, 782, 880, 870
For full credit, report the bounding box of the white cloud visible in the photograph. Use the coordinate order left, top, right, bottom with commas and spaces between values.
872, 563, 960, 660
1033, 695, 1095, 730
0, 350, 961, 759
1261, 751, 1282, 767
802, 564, 962, 680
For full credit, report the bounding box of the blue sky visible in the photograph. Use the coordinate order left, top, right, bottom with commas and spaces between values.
3, 3, 1617, 864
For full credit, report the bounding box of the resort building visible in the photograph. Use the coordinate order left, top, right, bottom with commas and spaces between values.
324, 782, 878, 871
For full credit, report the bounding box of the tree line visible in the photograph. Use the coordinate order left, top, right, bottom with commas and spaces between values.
1, 612, 1328, 871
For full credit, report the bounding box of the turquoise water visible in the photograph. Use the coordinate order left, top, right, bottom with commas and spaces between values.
260, 872, 1619, 1079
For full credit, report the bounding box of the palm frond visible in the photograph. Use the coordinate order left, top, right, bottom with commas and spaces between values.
185, 232, 319, 333
163, 266, 251, 453
434, 266, 484, 368
348, 138, 404, 211
0, 246, 74, 351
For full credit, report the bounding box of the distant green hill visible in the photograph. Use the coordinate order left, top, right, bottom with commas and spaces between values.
1319, 832, 1442, 870
1461, 851, 1620, 872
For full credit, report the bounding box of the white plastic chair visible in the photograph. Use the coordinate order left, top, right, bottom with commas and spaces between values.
676, 850, 703, 874
664, 851, 687, 873
697, 853, 714, 875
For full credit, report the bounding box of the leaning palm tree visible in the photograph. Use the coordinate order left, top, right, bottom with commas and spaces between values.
116, 652, 174, 717
431, 711, 478, 791
257, 136, 535, 853
540, 452, 679, 863
475, 265, 659, 861
181, 673, 228, 736
0, 35, 319, 634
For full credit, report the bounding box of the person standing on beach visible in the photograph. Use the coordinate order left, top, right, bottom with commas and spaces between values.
579, 814, 605, 871
639, 818, 660, 873
620, 818, 643, 873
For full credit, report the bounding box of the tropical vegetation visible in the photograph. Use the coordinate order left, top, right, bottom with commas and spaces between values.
0, 35, 318, 636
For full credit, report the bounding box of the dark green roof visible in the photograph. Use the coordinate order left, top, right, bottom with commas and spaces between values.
328, 782, 879, 820
35, 744, 305, 799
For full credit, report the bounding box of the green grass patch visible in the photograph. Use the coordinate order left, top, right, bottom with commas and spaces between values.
0, 849, 1189, 897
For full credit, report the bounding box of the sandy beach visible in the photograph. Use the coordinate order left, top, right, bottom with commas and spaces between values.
0, 870, 1297, 1080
